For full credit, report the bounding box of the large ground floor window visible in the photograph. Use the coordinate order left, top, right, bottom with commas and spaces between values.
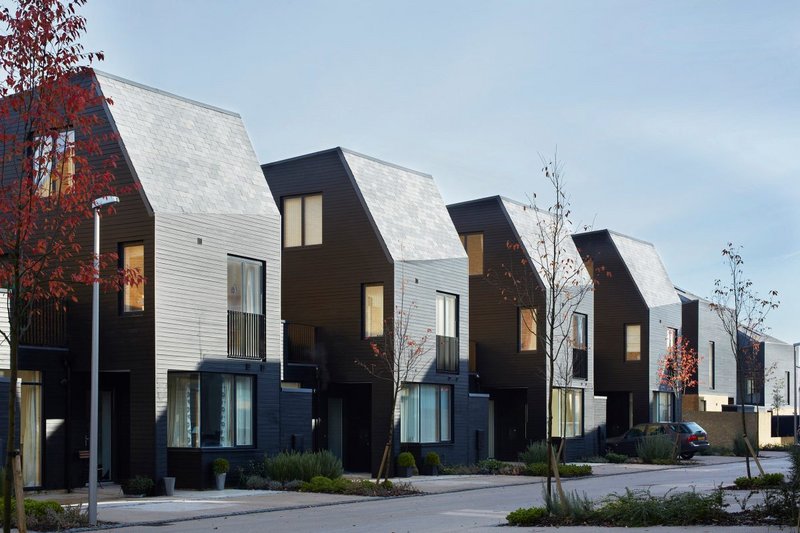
653, 391, 673, 422
400, 383, 451, 443
168, 372, 254, 448
551, 388, 583, 438
0, 370, 42, 487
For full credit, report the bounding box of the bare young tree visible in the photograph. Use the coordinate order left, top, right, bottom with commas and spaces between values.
356, 278, 431, 483
709, 243, 779, 478
497, 153, 599, 501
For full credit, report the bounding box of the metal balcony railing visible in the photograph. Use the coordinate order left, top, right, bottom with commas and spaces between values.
227, 310, 266, 360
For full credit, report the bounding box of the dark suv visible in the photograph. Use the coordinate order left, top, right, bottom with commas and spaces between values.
606, 421, 709, 459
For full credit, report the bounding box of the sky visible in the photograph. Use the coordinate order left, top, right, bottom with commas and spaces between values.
79, 0, 799, 344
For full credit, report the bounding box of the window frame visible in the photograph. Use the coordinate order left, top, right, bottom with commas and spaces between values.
551, 387, 584, 438
227, 255, 265, 315
282, 193, 323, 248
119, 241, 145, 315
519, 307, 538, 353
708, 341, 716, 390
571, 312, 588, 379
653, 391, 673, 422
362, 283, 384, 339
435, 292, 459, 373
458, 232, 484, 276
667, 328, 677, 350
399, 383, 453, 444
624, 323, 642, 362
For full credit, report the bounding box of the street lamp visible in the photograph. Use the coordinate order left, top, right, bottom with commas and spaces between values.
89, 196, 119, 526
794, 342, 799, 446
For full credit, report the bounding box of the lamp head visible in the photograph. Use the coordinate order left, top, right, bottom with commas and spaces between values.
91, 196, 120, 210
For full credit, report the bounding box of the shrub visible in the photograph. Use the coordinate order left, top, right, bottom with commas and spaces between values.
636, 435, 676, 464
397, 452, 416, 468
761, 443, 791, 451
733, 434, 759, 457
121, 475, 154, 495
789, 446, 800, 486
734, 472, 785, 489
544, 487, 594, 520
265, 450, 343, 482
424, 452, 441, 466
596, 488, 726, 526
0, 499, 88, 531
212, 458, 230, 475
526, 463, 592, 477
242, 475, 270, 490
605, 452, 628, 464
299, 476, 416, 496
699, 445, 734, 456
506, 506, 548, 526
519, 441, 549, 465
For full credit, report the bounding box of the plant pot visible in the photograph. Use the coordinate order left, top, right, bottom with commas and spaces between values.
164, 476, 176, 496
397, 466, 413, 478
215, 472, 227, 490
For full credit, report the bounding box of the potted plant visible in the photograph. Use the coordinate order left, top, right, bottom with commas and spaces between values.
424, 452, 441, 476
213, 458, 230, 490
397, 452, 416, 478
121, 475, 154, 497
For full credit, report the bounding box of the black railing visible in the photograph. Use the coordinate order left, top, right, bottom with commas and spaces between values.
436, 335, 459, 373
227, 310, 265, 360
285, 322, 316, 364
21, 299, 67, 347
572, 348, 588, 380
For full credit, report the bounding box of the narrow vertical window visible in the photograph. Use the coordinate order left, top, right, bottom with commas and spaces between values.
282, 193, 322, 247
571, 313, 588, 379
227, 256, 265, 359
625, 324, 641, 361
708, 341, 716, 389
283, 197, 302, 247
34, 129, 75, 197
459, 233, 484, 275
435, 293, 459, 372
787, 371, 791, 404
667, 328, 677, 349
363, 284, 384, 338
519, 308, 537, 352
551, 388, 583, 437
121, 243, 144, 313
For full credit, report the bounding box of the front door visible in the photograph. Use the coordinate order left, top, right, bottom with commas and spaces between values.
99, 391, 113, 481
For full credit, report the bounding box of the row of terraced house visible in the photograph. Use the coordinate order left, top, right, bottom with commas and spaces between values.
0, 72, 795, 491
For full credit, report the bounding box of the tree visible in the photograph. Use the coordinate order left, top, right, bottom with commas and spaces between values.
355, 278, 431, 483
0, 1, 141, 528
496, 153, 600, 501
709, 243, 778, 478
655, 335, 699, 423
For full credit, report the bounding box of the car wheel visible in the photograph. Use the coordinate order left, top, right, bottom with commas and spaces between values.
680, 452, 694, 460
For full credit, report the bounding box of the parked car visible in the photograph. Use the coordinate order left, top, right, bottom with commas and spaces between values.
606, 422, 710, 459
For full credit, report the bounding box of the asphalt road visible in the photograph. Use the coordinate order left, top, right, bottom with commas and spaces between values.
110, 455, 791, 532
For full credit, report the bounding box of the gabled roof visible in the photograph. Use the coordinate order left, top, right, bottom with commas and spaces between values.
95, 71, 277, 216
605, 231, 680, 308
675, 285, 707, 304
340, 149, 465, 262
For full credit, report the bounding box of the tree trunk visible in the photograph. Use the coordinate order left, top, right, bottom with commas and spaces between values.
4, 300, 19, 533
376, 395, 398, 483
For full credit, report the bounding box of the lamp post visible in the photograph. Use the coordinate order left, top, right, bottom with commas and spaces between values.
794, 342, 799, 446
89, 196, 119, 526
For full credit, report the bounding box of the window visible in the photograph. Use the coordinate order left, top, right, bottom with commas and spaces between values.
709, 341, 716, 389
667, 328, 677, 350
0, 370, 41, 487
400, 383, 451, 443
227, 256, 265, 359
167, 372, 254, 448
571, 313, 588, 379
519, 308, 537, 352
363, 284, 384, 338
283, 193, 322, 247
625, 324, 641, 361
744, 377, 761, 404
551, 388, 583, 437
459, 233, 484, 275
34, 129, 74, 197
436, 292, 459, 372
121, 243, 144, 313
653, 391, 673, 422
787, 371, 791, 404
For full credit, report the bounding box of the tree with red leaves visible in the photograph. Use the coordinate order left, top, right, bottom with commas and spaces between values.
0, 1, 141, 528
656, 335, 699, 423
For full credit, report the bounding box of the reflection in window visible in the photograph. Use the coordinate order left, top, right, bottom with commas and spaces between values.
122, 243, 144, 312
519, 308, 537, 352
625, 324, 641, 361
283, 193, 322, 247
34, 130, 75, 197
400, 383, 451, 443
551, 388, 583, 437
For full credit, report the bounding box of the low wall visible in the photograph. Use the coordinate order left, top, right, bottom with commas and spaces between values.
689, 411, 759, 448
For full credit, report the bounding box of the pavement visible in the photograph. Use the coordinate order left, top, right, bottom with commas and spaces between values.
22, 452, 791, 531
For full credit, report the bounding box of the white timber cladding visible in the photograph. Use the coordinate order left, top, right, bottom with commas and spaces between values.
764, 338, 795, 410
0, 290, 8, 368
648, 303, 683, 394
696, 297, 737, 401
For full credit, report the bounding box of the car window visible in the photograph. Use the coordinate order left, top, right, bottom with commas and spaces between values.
627, 427, 645, 438
646, 425, 665, 435
681, 422, 704, 434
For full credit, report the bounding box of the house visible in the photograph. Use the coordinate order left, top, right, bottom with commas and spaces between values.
447, 196, 603, 461
0, 71, 297, 490
572, 230, 682, 437
263, 148, 485, 474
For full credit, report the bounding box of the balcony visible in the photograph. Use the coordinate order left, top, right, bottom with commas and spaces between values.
436, 335, 459, 373
285, 322, 316, 364
227, 310, 265, 360
20, 299, 67, 348
572, 348, 588, 380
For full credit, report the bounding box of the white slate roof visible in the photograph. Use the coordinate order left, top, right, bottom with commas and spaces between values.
500, 197, 592, 287
609, 231, 680, 308
341, 150, 465, 262
95, 71, 277, 216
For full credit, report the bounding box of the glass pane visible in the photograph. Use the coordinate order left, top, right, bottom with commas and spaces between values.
201, 374, 235, 447
34, 130, 75, 197
626, 324, 641, 361
242, 260, 263, 315
420, 385, 437, 443
400, 385, 419, 443
123, 244, 145, 312
304, 194, 323, 245
466, 234, 483, 275
439, 386, 451, 441
236, 376, 253, 445
435, 294, 445, 336
572, 314, 587, 350
168, 373, 200, 447
572, 390, 583, 437
445, 295, 457, 337
551, 389, 563, 438
520, 308, 537, 351
364, 284, 384, 337
227, 258, 243, 312
283, 197, 302, 247
21, 382, 41, 486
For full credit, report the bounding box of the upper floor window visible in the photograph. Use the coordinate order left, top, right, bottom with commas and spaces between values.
571, 313, 588, 379
121, 243, 144, 313
667, 328, 677, 350
283, 193, 322, 247
227, 256, 265, 359
436, 292, 459, 373
519, 307, 537, 352
708, 341, 716, 389
625, 324, 641, 361
459, 233, 484, 275
363, 283, 384, 338
34, 129, 75, 197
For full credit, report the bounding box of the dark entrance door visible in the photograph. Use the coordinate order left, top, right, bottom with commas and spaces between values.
606, 391, 631, 438
329, 383, 371, 472
492, 388, 527, 461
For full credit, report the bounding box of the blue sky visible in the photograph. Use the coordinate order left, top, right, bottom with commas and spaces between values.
81, 1, 799, 344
